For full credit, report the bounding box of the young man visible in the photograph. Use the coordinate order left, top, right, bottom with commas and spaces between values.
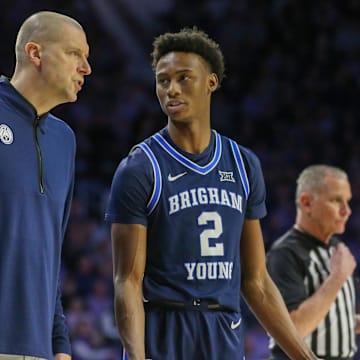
0, 11, 91, 360
267, 165, 359, 359
106, 28, 317, 360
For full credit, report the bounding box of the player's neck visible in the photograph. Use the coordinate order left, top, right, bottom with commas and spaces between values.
167, 123, 211, 154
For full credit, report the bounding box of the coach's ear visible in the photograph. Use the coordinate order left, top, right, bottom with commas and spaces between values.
25, 42, 42, 67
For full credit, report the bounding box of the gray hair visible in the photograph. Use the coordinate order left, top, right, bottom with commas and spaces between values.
295, 165, 348, 207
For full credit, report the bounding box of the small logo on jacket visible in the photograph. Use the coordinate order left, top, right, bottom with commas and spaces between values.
0, 124, 13, 144
168, 172, 187, 182
230, 317, 242, 330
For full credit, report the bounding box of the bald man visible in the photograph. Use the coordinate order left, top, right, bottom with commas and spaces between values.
0, 11, 91, 360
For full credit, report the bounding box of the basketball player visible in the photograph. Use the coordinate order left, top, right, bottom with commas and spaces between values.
105, 27, 317, 360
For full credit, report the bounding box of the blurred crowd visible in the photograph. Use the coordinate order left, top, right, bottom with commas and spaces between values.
2, 1, 360, 359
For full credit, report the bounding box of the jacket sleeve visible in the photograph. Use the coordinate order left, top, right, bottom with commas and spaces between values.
52, 285, 71, 355
53, 140, 75, 355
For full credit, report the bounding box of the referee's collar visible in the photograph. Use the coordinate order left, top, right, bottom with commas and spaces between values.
292, 226, 336, 249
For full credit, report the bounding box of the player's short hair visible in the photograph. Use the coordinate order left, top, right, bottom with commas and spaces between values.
295, 164, 348, 206
151, 27, 225, 88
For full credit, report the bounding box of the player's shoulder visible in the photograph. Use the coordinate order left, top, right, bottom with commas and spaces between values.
116, 136, 158, 177
220, 132, 262, 170
121, 146, 151, 172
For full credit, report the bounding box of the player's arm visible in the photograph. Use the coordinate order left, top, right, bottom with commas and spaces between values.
112, 222, 147, 360
240, 219, 317, 360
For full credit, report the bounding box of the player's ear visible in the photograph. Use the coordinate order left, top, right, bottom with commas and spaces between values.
208, 73, 218, 93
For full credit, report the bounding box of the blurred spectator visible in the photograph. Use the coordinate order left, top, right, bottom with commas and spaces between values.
71, 317, 120, 360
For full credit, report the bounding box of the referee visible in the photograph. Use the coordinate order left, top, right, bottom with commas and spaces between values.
267, 165, 359, 359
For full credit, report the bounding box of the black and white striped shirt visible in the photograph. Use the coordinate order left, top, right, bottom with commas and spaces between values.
266, 227, 357, 359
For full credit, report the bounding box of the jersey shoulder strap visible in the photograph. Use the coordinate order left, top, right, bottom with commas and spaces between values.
131, 142, 162, 215
228, 139, 250, 200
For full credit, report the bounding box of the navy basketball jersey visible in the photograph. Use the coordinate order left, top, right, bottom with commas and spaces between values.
106, 127, 266, 312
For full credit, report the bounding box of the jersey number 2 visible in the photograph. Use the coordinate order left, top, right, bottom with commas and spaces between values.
198, 211, 224, 256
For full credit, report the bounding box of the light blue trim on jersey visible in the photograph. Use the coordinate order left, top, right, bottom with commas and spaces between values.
152, 130, 222, 175
229, 140, 250, 200
136, 143, 162, 215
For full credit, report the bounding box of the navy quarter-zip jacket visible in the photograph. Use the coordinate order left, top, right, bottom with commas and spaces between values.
0, 76, 74, 359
